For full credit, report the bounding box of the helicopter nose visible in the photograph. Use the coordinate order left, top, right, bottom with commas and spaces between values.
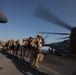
0, 11, 8, 23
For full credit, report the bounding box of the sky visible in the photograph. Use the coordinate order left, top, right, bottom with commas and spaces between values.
0, 0, 76, 44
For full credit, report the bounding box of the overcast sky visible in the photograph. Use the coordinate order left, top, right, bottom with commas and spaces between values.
0, 0, 76, 43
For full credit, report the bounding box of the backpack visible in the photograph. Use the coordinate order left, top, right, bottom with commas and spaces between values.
29, 38, 38, 49
29, 38, 42, 50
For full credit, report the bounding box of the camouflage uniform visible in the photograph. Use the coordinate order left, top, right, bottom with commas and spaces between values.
4, 40, 11, 54
29, 34, 42, 68
29, 38, 37, 65
10, 39, 15, 55
22, 38, 29, 59
14, 39, 20, 56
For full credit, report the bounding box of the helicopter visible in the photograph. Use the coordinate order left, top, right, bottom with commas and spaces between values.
33, 6, 76, 57
0, 11, 8, 23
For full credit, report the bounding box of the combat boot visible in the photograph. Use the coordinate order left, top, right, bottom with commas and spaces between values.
33, 64, 39, 68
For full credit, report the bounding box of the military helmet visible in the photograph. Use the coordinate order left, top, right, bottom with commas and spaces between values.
23, 38, 28, 41
36, 34, 43, 37
11, 39, 14, 42
29, 37, 33, 39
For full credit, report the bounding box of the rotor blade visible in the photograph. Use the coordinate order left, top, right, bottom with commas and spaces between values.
44, 35, 49, 39
33, 6, 72, 30
0, 11, 8, 23
38, 32, 70, 35
57, 36, 70, 39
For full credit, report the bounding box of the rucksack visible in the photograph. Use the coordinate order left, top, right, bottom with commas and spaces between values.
28, 38, 38, 49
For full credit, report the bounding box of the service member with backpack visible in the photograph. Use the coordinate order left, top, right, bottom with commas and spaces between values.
29, 34, 43, 68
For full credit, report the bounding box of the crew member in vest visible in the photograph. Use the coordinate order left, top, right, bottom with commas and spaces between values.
33, 34, 43, 68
